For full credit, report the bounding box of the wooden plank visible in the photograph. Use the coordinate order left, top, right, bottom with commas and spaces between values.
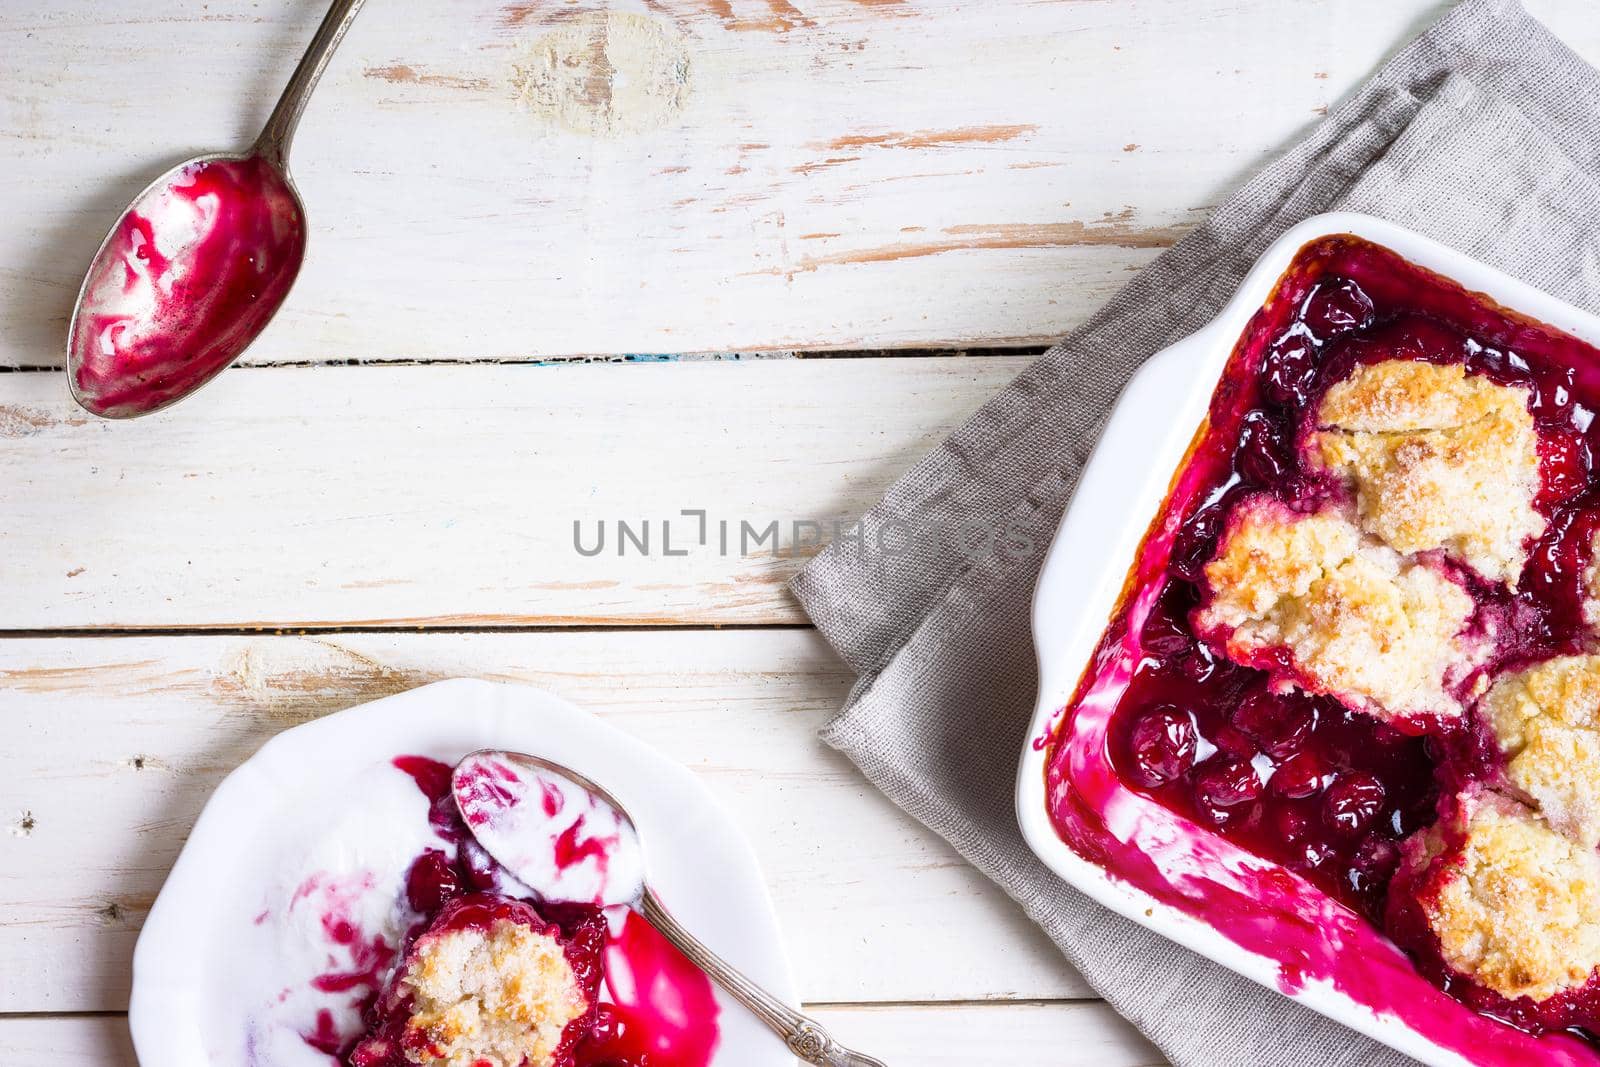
0, 630, 1090, 1011
0, 357, 1027, 630
0, 1017, 134, 1065
0, 1004, 1168, 1065
7, 0, 1596, 366
810, 1002, 1166, 1066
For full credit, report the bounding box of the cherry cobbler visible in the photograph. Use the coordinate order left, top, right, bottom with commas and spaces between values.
1043, 234, 1600, 1051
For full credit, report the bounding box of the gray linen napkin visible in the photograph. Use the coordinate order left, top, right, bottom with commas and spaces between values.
791, 1, 1600, 1064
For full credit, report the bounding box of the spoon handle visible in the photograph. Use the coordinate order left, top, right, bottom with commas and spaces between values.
253, 0, 370, 169
641, 889, 889, 1066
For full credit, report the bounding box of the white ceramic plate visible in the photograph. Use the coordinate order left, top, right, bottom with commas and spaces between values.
1015, 212, 1600, 1067
130, 678, 799, 1067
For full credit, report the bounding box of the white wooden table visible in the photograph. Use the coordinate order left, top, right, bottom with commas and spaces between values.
3, 1, 1596, 1062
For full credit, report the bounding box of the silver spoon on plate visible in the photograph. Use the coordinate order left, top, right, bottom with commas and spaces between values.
453, 749, 889, 1067
66, 0, 368, 418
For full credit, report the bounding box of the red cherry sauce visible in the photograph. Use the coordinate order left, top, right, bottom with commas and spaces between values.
293, 871, 397, 1056
579, 910, 723, 1067
315, 756, 719, 1067
555, 817, 615, 871
70, 155, 304, 417
1042, 234, 1600, 1063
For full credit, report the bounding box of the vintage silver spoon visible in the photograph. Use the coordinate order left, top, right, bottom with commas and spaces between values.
65, 0, 367, 418
452, 749, 889, 1067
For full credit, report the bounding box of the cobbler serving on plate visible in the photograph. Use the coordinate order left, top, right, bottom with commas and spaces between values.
349, 893, 604, 1067
1043, 234, 1600, 1049
304, 757, 716, 1067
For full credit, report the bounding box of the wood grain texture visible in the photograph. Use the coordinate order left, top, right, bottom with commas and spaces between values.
0, 356, 1028, 630
0, 1006, 1168, 1066
4, 0, 1595, 366
10, 3, 1600, 1061
0, 630, 1089, 1012
809, 1002, 1166, 1066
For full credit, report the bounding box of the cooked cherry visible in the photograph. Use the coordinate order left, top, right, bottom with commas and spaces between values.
460, 837, 500, 892
405, 848, 460, 914
1144, 588, 1224, 681
361, 763, 641, 1067
1141, 609, 1195, 659
1237, 409, 1292, 485
1345, 834, 1401, 902
1323, 773, 1387, 836
1260, 333, 1319, 409
1229, 692, 1276, 737
1172, 639, 1221, 683
1193, 758, 1264, 810
1211, 724, 1257, 760
1231, 692, 1315, 758
1373, 314, 1463, 364
1302, 278, 1374, 340
1125, 706, 1199, 787
1269, 752, 1329, 799
1539, 426, 1591, 508
1192, 794, 1263, 830
1349, 832, 1400, 880
1171, 497, 1232, 583
1517, 508, 1599, 650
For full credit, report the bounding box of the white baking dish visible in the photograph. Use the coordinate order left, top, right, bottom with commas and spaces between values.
1015, 212, 1600, 1067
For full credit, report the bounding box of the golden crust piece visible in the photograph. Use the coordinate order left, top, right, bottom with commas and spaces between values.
1481, 655, 1600, 850
1312, 359, 1542, 584
400, 919, 587, 1067
1194, 497, 1478, 722
1411, 794, 1600, 1002
1584, 527, 1600, 631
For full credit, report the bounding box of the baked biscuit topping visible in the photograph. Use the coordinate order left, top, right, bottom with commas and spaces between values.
1194, 496, 1478, 723
1312, 359, 1542, 584
1402, 794, 1600, 1002
1584, 527, 1600, 630
399, 918, 588, 1067
1481, 655, 1600, 850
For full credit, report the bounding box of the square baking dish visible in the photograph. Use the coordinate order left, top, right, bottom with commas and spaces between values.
1015, 212, 1600, 1067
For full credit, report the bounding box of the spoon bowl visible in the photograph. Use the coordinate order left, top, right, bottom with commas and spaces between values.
454, 748, 888, 1067
65, 0, 367, 418
67, 152, 306, 418
452, 748, 647, 908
